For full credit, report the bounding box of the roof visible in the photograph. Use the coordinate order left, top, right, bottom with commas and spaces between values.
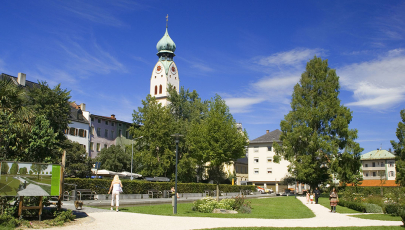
347, 180, 399, 187
90, 114, 132, 126
69, 105, 89, 124
250, 129, 282, 143
1, 73, 40, 89
156, 27, 176, 54
361, 150, 396, 160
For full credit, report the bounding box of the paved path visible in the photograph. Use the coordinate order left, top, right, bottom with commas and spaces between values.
46, 196, 403, 230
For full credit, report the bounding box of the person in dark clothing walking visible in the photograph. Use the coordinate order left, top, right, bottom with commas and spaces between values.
314, 187, 321, 204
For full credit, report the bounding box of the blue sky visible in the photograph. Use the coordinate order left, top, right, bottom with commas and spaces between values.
1, 1, 405, 154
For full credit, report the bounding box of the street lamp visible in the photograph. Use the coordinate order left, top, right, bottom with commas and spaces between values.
131, 136, 143, 180
171, 133, 183, 214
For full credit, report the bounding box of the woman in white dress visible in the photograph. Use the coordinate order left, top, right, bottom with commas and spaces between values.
108, 175, 123, 212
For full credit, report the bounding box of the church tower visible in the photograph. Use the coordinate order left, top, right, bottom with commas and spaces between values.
150, 16, 179, 106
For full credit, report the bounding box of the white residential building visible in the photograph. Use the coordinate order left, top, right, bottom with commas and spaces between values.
248, 129, 291, 193
65, 103, 91, 155
361, 149, 396, 181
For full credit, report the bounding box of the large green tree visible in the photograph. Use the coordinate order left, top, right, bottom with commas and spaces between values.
391, 109, 405, 186
188, 94, 248, 200
95, 145, 131, 173
274, 56, 363, 189
167, 86, 209, 182
131, 95, 176, 178
64, 140, 92, 178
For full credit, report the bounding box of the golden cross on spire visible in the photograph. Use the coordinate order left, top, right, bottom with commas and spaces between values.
166, 14, 169, 28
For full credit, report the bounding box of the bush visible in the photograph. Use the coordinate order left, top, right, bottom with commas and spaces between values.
0, 213, 20, 228
384, 203, 399, 215
192, 197, 219, 213
44, 210, 76, 226
338, 200, 366, 212
64, 178, 255, 194
239, 204, 252, 214
217, 198, 235, 210
365, 203, 383, 213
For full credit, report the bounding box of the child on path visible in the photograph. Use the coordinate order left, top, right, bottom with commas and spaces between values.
310, 193, 314, 204
306, 191, 310, 204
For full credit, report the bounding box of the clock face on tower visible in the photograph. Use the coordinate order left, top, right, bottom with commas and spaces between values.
156, 65, 162, 74
171, 66, 176, 74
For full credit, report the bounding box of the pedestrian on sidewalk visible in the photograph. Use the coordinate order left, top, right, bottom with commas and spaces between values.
314, 187, 320, 204
306, 191, 310, 204
108, 175, 123, 212
329, 187, 339, 213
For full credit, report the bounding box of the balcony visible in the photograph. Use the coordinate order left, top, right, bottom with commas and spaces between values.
363, 175, 387, 180
362, 166, 385, 171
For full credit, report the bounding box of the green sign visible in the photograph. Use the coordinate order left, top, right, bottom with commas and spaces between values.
0, 162, 62, 197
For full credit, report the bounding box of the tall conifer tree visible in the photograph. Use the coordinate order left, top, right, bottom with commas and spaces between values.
274, 56, 362, 189
391, 109, 405, 186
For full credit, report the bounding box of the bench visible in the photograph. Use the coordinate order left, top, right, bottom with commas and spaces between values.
163, 190, 174, 198
148, 189, 162, 198
67, 189, 96, 200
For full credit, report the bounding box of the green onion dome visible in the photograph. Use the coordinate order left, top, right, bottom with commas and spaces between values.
156, 28, 176, 54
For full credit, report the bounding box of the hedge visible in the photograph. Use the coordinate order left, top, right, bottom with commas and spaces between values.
338, 200, 366, 212
339, 186, 405, 196
64, 178, 255, 194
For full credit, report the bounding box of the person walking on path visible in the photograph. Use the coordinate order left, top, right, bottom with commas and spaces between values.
314, 187, 320, 204
329, 187, 339, 213
108, 175, 123, 212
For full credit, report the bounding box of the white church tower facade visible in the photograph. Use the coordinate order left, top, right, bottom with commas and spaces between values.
150, 17, 179, 106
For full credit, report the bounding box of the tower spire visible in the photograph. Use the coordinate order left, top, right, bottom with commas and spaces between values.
166, 14, 168, 28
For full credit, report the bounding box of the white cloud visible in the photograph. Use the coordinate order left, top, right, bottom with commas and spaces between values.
255, 48, 323, 66
224, 97, 265, 113
339, 51, 405, 109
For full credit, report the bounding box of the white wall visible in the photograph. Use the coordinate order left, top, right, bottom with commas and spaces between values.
150, 61, 179, 105
65, 121, 90, 153
248, 143, 290, 184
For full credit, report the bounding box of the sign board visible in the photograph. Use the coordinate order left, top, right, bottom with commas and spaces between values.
0, 162, 61, 197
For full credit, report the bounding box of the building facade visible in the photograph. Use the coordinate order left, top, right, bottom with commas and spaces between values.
65, 102, 90, 154
89, 114, 133, 158
361, 149, 396, 181
248, 129, 291, 193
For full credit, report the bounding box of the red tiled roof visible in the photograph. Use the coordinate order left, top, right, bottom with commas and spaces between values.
347, 180, 399, 187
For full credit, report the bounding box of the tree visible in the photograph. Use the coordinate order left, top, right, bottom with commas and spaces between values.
95, 145, 131, 173
18, 167, 28, 175
167, 86, 209, 182
10, 162, 19, 175
188, 94, 248, 200
274, 56, 363, 189
391, 109, 405, 186
30, 164, 48, 179
131, 95, 176, 177
64, 140, 92, 178
1, 162, 9, 174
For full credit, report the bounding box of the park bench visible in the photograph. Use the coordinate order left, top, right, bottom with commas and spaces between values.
148, 189, 162, 198
163, 189, 174, 198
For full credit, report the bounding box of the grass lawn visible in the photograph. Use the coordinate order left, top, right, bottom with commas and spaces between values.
0, 176, 21, 196
318, 197, 361, 214
116, 196, 315, 219
205, 227, 404, 230
348, 214, 402, 221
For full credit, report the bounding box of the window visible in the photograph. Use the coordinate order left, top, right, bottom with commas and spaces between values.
91, 127, 95, 135
111, 131, 115, 139
373, 172, 376, 177
98, 119, 101, 123
254, 168, 259, 174
105, 120, 109, 125
90, 142, 94, 151
105, 129, 108, 138
254, 147, 259, 152
389, 171, 395, 177
388, 162, 394, 167
372, 162, 376, 167
155, 85, 157, 95
365, 173, 369, 177
97, 128, 101, 136
126, 131, 129, 139
365, 163, 368, 167
112, 122, 115, 126
104, 144, 107, 149
69, 127, 76, 136
174, 86, 176, 91
267, 168, 272, 174
78, 129, 87, 138
254, 157, 259, 163
91, 117, 94, 121
159, 85, 162, 94
267, 146, 272, 151
119, 129, 122, 137
381, 162, 384, 167
267, 157, 273, 163
96, 143, 100, 151
119, 123, 122, 127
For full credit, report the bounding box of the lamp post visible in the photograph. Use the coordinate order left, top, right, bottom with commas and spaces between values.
131, 136, 143, 180
171, 133, 183, 214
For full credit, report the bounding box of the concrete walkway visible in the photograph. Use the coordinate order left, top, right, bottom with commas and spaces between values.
46, 196, 403, 230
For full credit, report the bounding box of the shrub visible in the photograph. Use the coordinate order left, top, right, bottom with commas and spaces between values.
44, 210, 76, 226
0, 213, 20, 227
217, 198, 235, 210
239, 204, 251, 214
384, 203, 399, 215
365, 203, 383, 213
338, 200, 366, 212
192, 197, 236, 213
